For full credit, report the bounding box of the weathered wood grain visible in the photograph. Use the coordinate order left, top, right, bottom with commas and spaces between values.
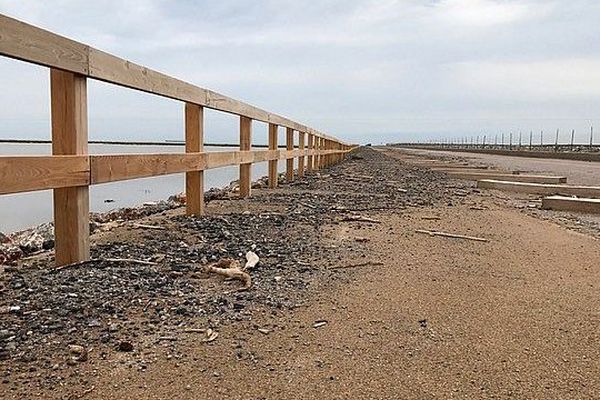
286, 128, 294, 181
50, 69, 90, 266
0, 14, 88, 74
268, 123, 278, 189
185, 103, 204, 216
239, 116, 252, 198
0, 156, 89, 194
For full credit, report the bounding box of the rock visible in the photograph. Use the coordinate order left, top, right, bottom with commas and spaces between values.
117, 341, 134, 352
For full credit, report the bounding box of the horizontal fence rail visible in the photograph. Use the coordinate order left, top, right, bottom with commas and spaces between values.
0, 14, 355, 266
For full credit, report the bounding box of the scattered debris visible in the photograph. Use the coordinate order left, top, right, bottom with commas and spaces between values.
420, 216, 441, 220
342, 215, 382, 224
257, 328, 271, 335
204, 258, 252, 291
415, 229, 489, 242
244, 251, 260, 270
132, 223, 166, 230
203, 328, 219, 343
313, 320, 328, 328
329, 261, 384, 270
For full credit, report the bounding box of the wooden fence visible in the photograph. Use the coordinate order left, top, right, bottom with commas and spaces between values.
0, 14, 353, 266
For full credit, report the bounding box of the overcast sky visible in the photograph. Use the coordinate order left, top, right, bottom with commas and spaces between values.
1, 0, 600, 145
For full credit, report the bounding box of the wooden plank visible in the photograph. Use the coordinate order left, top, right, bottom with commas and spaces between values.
90, 149, 340, 184
0, 14, 89, 74
91, 153, 205, 183
541, 196, 600, 214
298, 131, 305, 177
0, 156, 89, 195
89, 49, 206, 105
477, 180, 600, 198
268, 123, 278, 189
185, 103, 204, 216
444, 171, 567, 184
50, 69, 89, 266
239, 116, 252, 198
286, 127, 294, 181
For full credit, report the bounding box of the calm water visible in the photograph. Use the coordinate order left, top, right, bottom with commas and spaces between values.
0, 143, 286, 232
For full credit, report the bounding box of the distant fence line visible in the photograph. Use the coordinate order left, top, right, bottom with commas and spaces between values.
399, 127, 597, 152
0, 14, 355, 266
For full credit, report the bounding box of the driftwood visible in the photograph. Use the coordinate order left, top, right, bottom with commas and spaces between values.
415, 229, 489, 242
132, 223, 166, 230
104, 258, 158, 266
342, 215, 382, 224
329, 261, 384, 270
204, 251, 259, 291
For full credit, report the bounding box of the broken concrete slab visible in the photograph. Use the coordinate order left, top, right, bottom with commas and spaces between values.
478, 180, 600, 198
541, 196, 600, 214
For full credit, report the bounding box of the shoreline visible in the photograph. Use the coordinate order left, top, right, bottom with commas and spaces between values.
0, 173, 275, 265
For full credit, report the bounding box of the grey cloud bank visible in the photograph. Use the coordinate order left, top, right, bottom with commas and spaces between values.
0, 0, 599, 145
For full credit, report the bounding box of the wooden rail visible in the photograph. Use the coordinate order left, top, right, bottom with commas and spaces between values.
0, 14, 354, 266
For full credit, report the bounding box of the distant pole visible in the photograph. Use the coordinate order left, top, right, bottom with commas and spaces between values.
570, 129, 575, 151
529, 131, 532, 150
494, 134, 498, 147
591, 126, 594, 149
554, 128, 559, 152
476, 135, 479, 148
501, 132, 504, 148
509, 132, 512, 150
483, 135, 486, 148
519, 131, 522, 149
540, 130, 543, 148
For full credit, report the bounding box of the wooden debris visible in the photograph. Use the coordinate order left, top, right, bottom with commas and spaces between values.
415, 229, 489, 242
104, 258, 158, 266
469, 206, 487, 210
204, 258, 252, 290
257, 328, 271, 335
313, 320, 328, 328
342, 215, 381, 224
298, 201, 317, 209
329, 261, 384, 270
183, 328, 206, 333
132, 223, 166, 230
420, 216, 441, 220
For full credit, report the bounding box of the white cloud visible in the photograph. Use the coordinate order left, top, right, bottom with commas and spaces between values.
0, 0, 599, 143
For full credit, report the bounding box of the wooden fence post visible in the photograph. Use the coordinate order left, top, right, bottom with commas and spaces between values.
307, 134, 314, 172
50, 69, 89, 266
298, 131, 305, 178
239, 116, 252, 197
286, 127, 294, 181
318, 137, 323, 169
185, 103, 204, 215
268, 123, 278, 189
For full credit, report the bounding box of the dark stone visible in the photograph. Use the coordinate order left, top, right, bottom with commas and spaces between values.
117, 341, 134, 352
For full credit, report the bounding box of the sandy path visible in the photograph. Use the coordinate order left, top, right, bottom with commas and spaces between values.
75, 153, 600, 399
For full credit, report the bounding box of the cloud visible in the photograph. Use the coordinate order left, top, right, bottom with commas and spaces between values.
0, 0, 599, 144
